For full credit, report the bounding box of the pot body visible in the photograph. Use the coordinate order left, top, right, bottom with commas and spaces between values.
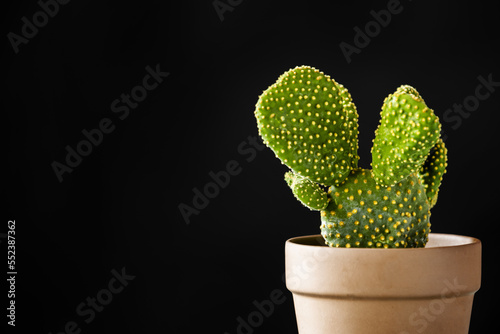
285, 233, 481, 334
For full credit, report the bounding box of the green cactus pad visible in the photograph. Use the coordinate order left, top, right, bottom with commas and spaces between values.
394, 84, 422, 100
320, 169, 431, 248
285, 171, 329, 210
371, 85, 441, 186
338, 84, 360, 169
255, 66, 359, 186
419, 138, 448, 208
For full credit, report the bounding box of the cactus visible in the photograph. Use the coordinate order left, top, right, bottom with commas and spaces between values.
255, 65, 447, 248
371, 85, 441, 186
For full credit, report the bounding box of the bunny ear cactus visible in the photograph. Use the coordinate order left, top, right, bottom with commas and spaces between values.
255, 65, 447, 248
255, 66, 359, 186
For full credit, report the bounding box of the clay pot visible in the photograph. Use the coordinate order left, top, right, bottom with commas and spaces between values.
285, 233, 481, 334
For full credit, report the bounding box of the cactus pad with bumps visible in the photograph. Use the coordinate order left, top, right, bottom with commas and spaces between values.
371, 85, 441, 187
419, 139, 448, 208
338, 83, 360, 169
320, 169, 431, 248
255, 66, 359, 186
285, 172, 329, 210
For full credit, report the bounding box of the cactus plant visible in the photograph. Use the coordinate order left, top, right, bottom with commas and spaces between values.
255, 65, 447, 248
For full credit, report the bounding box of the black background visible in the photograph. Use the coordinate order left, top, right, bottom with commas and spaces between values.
4, 0, 499, 333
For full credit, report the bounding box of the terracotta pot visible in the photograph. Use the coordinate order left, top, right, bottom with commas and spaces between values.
285, 233, 481, 334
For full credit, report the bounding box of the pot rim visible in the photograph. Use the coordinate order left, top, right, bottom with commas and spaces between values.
286, 232, 480, 251
285, 233, 482, 298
